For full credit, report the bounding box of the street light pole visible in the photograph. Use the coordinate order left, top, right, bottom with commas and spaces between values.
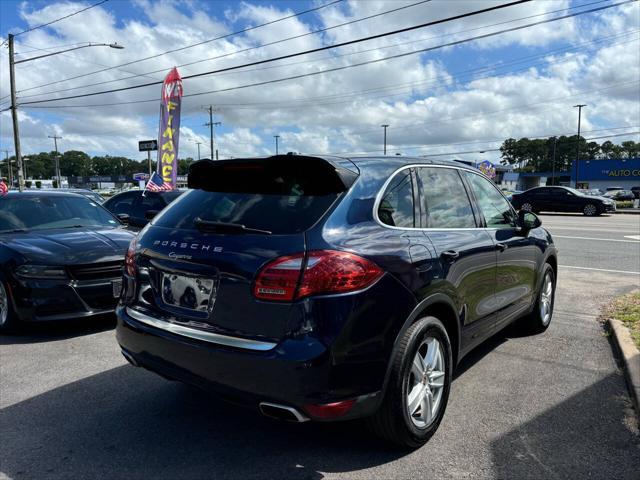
381, 124, 389, 155
573, 104, 586, 188
48, 135, 62, 188
551, 137, 557, 186
8, 37, 125, 192
194, 141, 202, 160
274, 135, 280, 155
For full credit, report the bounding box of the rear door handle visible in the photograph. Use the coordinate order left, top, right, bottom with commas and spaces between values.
441, 250, 460, 262
496, 243, 508, 252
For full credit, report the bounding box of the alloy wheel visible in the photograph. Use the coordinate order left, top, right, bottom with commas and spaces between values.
539, 272, 554, 326
584, 204, 597, 216
0, 282, 8, 326
405, 337, 446, 428
521, 202, 533, 212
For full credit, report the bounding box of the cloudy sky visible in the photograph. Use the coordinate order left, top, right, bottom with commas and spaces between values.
0, 0, 638, 164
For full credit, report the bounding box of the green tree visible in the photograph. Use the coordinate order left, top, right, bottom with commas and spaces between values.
60, 150, 91, 177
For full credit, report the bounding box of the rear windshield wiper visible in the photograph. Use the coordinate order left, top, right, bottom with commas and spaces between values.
194, 218, 272, 235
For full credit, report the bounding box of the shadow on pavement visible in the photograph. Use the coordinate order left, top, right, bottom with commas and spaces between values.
0, 365, 402, 480
490, 374, 640, 479
0, 315, 115, 345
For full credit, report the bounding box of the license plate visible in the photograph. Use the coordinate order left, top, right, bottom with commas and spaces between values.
161, 273, 216, 312
112, 278, 123, 298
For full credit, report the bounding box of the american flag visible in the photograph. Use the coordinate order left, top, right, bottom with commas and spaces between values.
146, 172, 173, 192
0, 180, 8, 196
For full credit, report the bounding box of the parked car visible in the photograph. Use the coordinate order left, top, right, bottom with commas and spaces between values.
66, 188, 105, 204
103, 189, 184, 229
510, 186, 616, 216
0, 191, 135, 332
631, 186, 640, 200
581, 188, 604, 196
116, 155, 558, 448
603, 189, 635, 201
605, 186, 625, 191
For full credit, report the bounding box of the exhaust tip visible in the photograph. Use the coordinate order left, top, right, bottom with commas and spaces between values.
121, 350, 139, 367
259, 402, 309, 423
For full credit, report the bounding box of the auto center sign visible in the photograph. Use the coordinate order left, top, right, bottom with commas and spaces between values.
73, 174, 187, 184
578, 158, 640, 180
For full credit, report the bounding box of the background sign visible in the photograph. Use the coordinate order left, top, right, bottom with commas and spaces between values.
575, 158, 640, 181
138, 140, 158, 152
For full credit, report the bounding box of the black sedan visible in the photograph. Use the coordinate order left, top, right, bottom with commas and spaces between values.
510, 186, 616, 216
103, 189, 183, 229
0, 191, 135, 331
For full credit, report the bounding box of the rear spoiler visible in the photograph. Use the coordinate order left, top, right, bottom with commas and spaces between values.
188, 155, 359, 194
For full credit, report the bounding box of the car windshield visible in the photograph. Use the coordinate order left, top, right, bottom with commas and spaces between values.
0, 195, 120, 233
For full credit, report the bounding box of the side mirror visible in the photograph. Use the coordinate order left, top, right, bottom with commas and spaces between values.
116, 213, 130, 225
145, 209, 160, 220
518, 210, 541, 230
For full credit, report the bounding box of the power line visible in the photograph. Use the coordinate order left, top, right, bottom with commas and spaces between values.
9, 0, 109, 37
14, 0, 346, 93
18, 0, 534, 105
15, 0, 616, 101
19, 0, 636, 109
16, 32, 637, 114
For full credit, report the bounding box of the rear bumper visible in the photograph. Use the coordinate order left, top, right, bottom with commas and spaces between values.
116, 305, 383, 421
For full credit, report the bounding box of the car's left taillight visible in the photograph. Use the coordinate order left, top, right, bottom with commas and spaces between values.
125, 237, 137, 276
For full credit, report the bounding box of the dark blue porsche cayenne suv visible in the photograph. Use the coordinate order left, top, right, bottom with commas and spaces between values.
116, 155, 558, 448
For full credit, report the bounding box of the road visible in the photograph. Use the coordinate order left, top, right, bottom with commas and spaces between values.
1, 214, 639, 479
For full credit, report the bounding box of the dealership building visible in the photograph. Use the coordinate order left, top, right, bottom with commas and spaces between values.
499, 158, 640, 191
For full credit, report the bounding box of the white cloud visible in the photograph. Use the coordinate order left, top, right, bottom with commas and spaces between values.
0, 0, 637, 164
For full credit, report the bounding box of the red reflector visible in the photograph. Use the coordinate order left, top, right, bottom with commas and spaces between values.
253, 254, 304, 301
253, 250, 383, 302
304, 399, 356, 419
125, 237, 137, 276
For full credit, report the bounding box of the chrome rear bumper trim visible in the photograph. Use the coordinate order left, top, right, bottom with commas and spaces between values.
125, 307, 277, 351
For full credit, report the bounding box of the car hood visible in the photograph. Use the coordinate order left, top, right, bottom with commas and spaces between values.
0, 227, 135, 264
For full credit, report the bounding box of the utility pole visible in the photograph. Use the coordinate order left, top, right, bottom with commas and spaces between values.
8, 34, 25, 192
194, 141, 202, 160
551, 137, 557, 186
274, 135, 280, 155
48, 135, 62, 188
381, 124, 389, 155
573, 104, 586, 188
203, 106, 221, 159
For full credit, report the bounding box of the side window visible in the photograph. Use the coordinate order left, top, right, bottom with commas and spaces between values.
377, 169, 416, 228
463, 172, 516, 228
132, 193, 165, 219
106, 192, 136, 215
416, 167, 476, 228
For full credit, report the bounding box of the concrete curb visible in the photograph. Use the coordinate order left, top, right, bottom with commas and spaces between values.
614, 210, 640, 215
607, 318, 640, 418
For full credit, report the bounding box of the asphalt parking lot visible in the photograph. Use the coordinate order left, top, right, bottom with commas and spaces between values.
1, 214, 639, 480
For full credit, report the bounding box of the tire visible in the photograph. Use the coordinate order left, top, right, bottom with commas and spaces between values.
583, 203, 599, 216
519, 264, 556, 334
0, 280, 18, 333
367, 316, 452, 449
521, 202, 534, 212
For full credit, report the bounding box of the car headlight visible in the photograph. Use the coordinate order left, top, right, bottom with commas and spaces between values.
15, 265, 68, 279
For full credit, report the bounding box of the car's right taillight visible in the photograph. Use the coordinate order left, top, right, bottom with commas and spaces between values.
125, 237, 137, 276
253, 250, 383, 302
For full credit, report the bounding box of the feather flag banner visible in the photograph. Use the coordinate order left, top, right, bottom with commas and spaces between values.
157, 67, 183, 190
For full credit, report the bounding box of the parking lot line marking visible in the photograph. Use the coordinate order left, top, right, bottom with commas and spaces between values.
554, 235, 640, 244
559, 265, 640, 275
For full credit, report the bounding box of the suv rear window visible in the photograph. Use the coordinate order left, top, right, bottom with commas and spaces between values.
153, 158, 349, 234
